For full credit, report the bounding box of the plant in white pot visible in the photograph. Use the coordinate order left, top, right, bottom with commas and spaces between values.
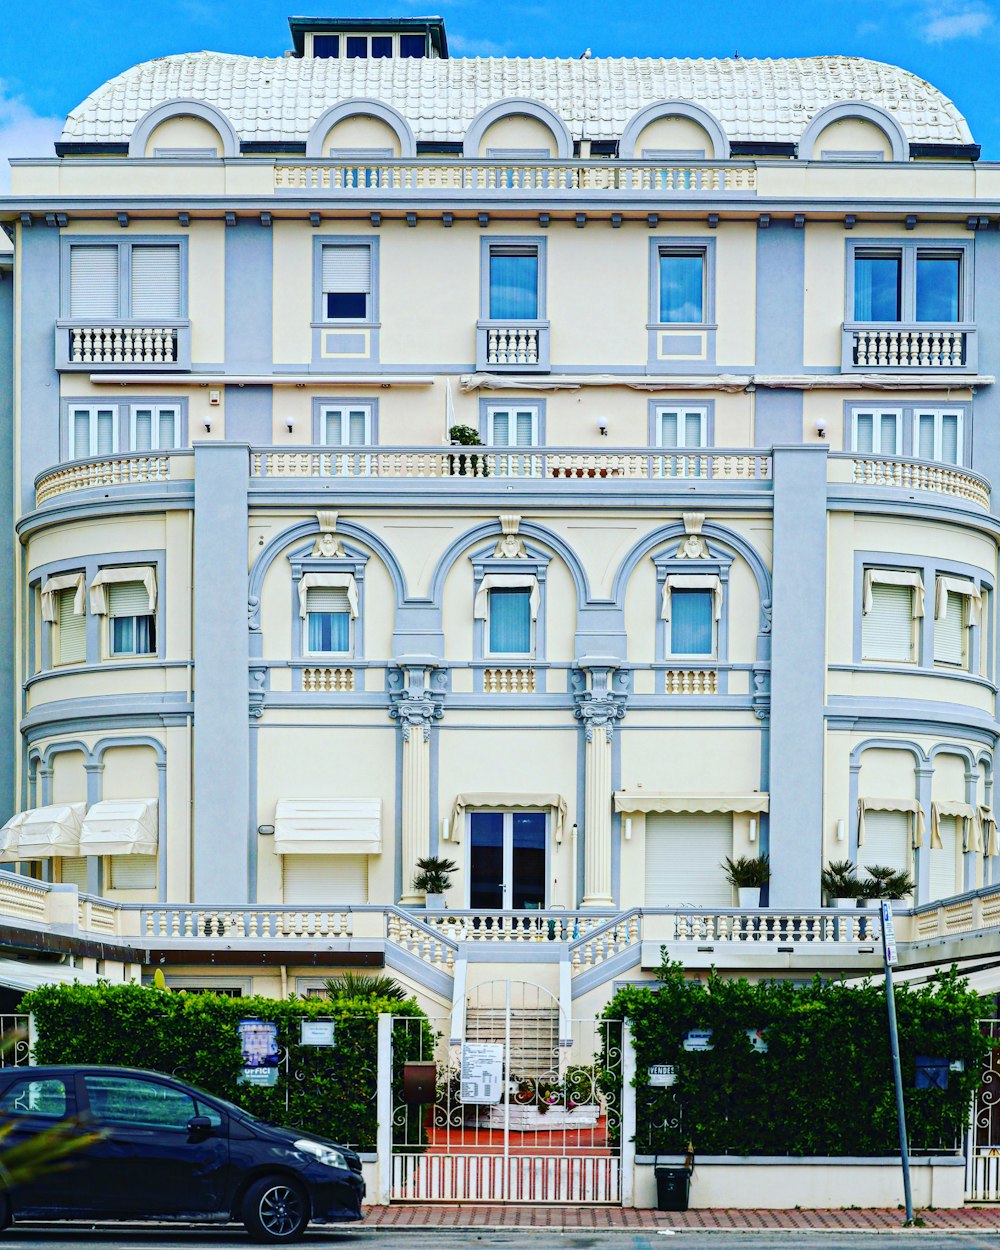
821, 859, 864, 908
723, 854, 770, 908
860, 864, 915, 903
412, 856, 457, 910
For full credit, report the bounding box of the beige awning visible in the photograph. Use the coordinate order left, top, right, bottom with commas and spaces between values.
273, 798, 382, 855
0, 810, 28, 861
40, 572, 86, 624
89, 567, 157, 616
4, 803, 87, 860
979, 806, 999, 858
79, 799, 158, 857
473, 575, 540, 621
297, 572, 359, 619
660, 574, 723, 623
857, 797, 925, 848
862, 568, 924, 617
931, 800, 980, 853
450, 793, 567, 842
614, 793, 769, 815
935, 575, 982, 627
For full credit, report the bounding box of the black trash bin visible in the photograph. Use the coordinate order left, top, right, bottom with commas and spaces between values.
654, 1161, 692, 1211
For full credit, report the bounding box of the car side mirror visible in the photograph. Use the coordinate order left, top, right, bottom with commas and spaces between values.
187, 1115, 213, 1137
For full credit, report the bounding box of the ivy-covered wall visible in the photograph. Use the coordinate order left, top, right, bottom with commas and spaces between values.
603, 963, 992, 1157
22, 982, 434, 1149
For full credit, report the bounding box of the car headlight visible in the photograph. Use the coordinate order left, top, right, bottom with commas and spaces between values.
294, 1138, 349, 1170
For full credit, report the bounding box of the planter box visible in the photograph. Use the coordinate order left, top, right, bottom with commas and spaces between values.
484, 1104, 600, 1131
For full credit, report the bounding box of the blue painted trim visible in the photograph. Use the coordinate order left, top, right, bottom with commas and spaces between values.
463, 99, 574, 159
800, 100, 909, 161
619, 100, 730, 160
19, 226, 61, 515
844, 236, 974, 324
754, 389, 803, 447
0, 266, 14, 823
223, 386, 272, 444
755, 222, 805, 375
225, 219, 273, 374
646, 235, 717, 371
128, 100, 239, 158
305, 99, 416, 159
478, 234, 548, 320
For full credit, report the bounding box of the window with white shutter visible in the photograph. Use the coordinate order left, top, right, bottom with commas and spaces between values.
68, 406, 118, 460
109, 583, 156, 657
319, 405, 371, 445
57, 588, 86, 665
321, 245, 372, 320
914, 408, 963, 466
66, 242, 184, 320
852, 409, 901, 455
656, 406, 708, 449
644, 813, 733, 907
857, 810, 910, 879
69, 246, 119, 318
862, 583, 915, 662
130, 405, 179, 451
109, 856, 157, 890
929, 815, 959, 901
305, 587, 352, 654
130, 246, 181, 319
283, 854, 368, 904
934, 592, 967, 667
486, 405, 539, 447
59, 857, 89, 888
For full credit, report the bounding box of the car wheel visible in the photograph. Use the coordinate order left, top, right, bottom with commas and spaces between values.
242, 1176, 308, 1244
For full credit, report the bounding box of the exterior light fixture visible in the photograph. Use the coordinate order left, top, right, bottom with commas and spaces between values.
749, 818, 757, 842
203, 418, 212, 433
257, 825, 275, 836
836, 819, 846, 842
597, 417, 608, 436
285, 418, 294, 433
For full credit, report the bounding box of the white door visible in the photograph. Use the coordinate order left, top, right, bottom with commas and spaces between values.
282, 854, 368, 904
644, 813, 733, 907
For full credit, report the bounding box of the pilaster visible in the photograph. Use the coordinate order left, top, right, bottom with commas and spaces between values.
389, 659, 445, 905
573, 661, 628, 909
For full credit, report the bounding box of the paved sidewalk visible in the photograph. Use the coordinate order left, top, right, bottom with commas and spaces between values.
363, 1205, 1000, 1231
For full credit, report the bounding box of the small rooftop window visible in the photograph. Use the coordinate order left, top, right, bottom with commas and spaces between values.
289, 16, 447, 58
312, 34, 339, 57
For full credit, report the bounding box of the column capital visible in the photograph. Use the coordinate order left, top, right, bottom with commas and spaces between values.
388, 661, 445, 742
572, 661, 629, 742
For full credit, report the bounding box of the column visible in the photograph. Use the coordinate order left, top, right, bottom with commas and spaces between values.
0, 261, 14, 825
574, 662, 626, 909
193, 443, 251, 902
389, 661, 443, 905
768, 445, 828, 907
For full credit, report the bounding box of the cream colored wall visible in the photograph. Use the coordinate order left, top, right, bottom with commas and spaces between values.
144, 116, 223, 157
634, 116, 714, 157
51, 749, 87, 803
322, 115, 402, 156
812, 118, 892, 159
478, 115, 558, 156
102, 745, 159, 799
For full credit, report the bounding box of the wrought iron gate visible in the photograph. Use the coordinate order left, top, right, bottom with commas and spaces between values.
391, 981, 622, 1203
967, 1018, 1000, 1200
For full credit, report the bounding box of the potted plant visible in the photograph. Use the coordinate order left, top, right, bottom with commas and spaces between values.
860, 864, 915, 901
447, 424, 487, 478
723, 854, 770, 908
412, 856, 457, 909
821, 859, 864, 908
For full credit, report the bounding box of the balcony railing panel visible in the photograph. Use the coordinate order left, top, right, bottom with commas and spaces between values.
35, 452, 180, 507
841, 453, 990, 510
843, 323, 976, 372
56, 321, 192, 371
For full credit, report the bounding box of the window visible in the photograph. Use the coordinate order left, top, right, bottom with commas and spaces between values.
644, 813, 734, 907
0, 1078, 68, 1119
346, 35, 367, 57
283, 854, 368, 904
852, 409, 901, 455
929, 816, 960, 900
913, 408, 962, 465
488, 589, 532, 655
858, 810, 910, 879
69, 405, 117, 459
109, 855, 157, 889
109, 583, 156, 657
83, 1075, 195, 1129
312, 34, 339, 56
321, 245, 372, 320
670, 590, 715, 656
862, 580, 917, 662
485, 405, 538, 447
489, 247, 539, 320
305, 586, 352, 655
57, 588, 86, 665
656, 406, 708, 449
59, 857, 89, 887
319, 404, 371, 445
934, 592, 966, 666
852, 245, 966, 323
130, 404, 179, 452
658, 249, 705, 323
68, 242, 181, 320
399, 33, 426, 57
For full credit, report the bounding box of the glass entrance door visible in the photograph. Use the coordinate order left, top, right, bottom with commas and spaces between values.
469, 811, 547, 910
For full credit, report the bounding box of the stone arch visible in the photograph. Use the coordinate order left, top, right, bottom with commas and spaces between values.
128, 99, 239, 158
305, 99, 416, 159
619, 99, 730, 160
799, 100, 908, 162
463, 98, 573, 159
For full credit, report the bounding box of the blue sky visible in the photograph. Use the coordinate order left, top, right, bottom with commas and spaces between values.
0, 0, 998, 188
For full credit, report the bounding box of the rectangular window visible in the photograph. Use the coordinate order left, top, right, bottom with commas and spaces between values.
658, 250, 705, 323
130, 405, 179, 452
69, 245, 118, 319
852, 409, 901, 455
854, 254, 901, 322
488, 588, 532, 654
399, 33, 427, 57
862, 582, 915, 662
852, 244, 967, 323
929, 815, 959, 901
57, 587, 86, 665
934, 592, 968, 667
346, 35, 367, 57
130, 246, 181, 320
857, 810, 910, 880
371, 35, 392, 57
916, 253, 961, 322
321, 245, 372, 320
488, 248, 539, 320
109, 855, 157, 890
670, 590, 714, 656
68, 242, 181, 320
109, 582, 156, 657
657, 406, 707, 449
486, 405, 538, 447
319, 405, 371, 445
305, 587, 352, 654
913, 408, 962, 465
69, 406, 117, 459
312, 34, 339, 56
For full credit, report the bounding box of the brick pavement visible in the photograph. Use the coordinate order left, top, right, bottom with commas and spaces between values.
363, 1205, 1000, 1230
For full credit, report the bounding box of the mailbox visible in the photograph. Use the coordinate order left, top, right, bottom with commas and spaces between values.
402, 1062, 437, 1105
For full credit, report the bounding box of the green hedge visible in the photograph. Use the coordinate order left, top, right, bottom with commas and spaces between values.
21, 982, 434, 1150
602, 961, 992, 1157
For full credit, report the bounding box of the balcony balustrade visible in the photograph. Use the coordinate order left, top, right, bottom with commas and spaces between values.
841, 453, 990, 510
843, 323, 976, 372
56, 321, 191, 371
478, 321, 547, 371
35, 451, 187, 507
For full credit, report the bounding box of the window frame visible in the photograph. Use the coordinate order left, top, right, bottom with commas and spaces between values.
649, 239, 715, 328
55, 584, 87, 668
860, 578, 918, 665
844, 401, 970, 466
849, 407, 903, 456
932, 589, 969, 670
108, 601, 157, 659
313, 400, 375, 446
482, 401, 542, 448
667, 588, 718, 659
912, 406, 964, 466
61, 236, 188, 321
66, 403, 120, 460
313, 238, 378, 325
303, 588, 355, 659
652, 403, 710, 450
289, 544, 369, 678
479, 237, 548, 322
485, 587, 535, 660
846, 238, 973, 325
129, 403, 181, 453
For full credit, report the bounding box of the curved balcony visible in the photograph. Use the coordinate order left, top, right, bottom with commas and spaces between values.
35, 451, 192, 507
830, 452, 990, 510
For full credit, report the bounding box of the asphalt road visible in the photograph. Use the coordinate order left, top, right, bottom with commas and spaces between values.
2, 1228, 1000, 1250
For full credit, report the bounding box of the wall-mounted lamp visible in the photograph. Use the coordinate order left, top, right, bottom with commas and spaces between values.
441, 817, 450, 843
814, 419, 828, 440
748, 818, 757, 843
624, 817, 632, 841
285, 418, 295, 433
597, 417, 609, 437
571, 822, 578, 842
203, 418, 212, 433
257, 824, 275, 836
836, 818, 846, 842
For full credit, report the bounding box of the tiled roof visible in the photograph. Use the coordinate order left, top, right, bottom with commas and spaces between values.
61, 52, 973, 147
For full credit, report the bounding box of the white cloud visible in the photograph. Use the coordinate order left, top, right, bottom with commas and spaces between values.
916, 2, 994, 42
0, 82, 64, 193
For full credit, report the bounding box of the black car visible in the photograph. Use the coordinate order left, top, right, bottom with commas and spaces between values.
0, 1065, 365, 1243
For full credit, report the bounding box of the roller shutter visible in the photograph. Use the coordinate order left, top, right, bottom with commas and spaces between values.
862, 584, 914, 662
857, 810, 909, 877
130, 246, 181, 319
644, 813, 733, 907
929, 816, 960, 901
109, 855, 157, 890
57, 589, 86, 665
283, 854, 368, 904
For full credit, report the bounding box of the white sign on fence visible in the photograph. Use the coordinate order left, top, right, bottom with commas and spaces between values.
683, 1029, 714, 1052
648, 1064, 677, 1087
300, 1020, 336, 1047
460, 1042, 504, 1104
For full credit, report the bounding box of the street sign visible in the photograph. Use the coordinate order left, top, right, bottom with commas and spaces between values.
460, 1042, 504, 1104
881, 899, 898, 965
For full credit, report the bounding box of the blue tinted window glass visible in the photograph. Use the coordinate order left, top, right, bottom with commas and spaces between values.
326, 291, 367, 320
112, 617, 133, 655
400, 34, 426, 57
854, 256, 900, 321
659, 253, 704, 323
489, 589, 531, 653
915, 256, 960, 322
371, 36, 392, 57
670, 591, 713, 655
489, 252, 538, 320
308, 612, 350, 652
346, 36, 367, 57
312, 35, 340, 57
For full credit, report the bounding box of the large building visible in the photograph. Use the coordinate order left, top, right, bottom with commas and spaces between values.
0, 16, 998, 1022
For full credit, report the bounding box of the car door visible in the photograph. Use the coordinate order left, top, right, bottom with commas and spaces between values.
77, 1073, 229, 1216
0, 1072, 86, 1215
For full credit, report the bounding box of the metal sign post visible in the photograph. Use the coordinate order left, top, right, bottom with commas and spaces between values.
881, 899, 913, 1223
